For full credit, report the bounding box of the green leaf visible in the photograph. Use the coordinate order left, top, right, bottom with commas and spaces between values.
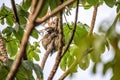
0, 65, 9, 80
32, 52, 40, 61
90, 34, 106, 62
19, 16, 27, 25
31, 28, 39, 39
39, 0, 48, 18
60, 58, 67, 71
2, 27, 14, 36
0, 4, 12, 16
60, 51, 69, 71
49, 0, 59, 11
0, 4, 13, 26
103, 61, 113, 75
79, 55, 90, 70
21, 0, 32, 11
67, 55, 75, 67
74, 23, 88, 45
0, 18, 4, 25
13, 24, 24, 41
104, 0, 116, 8
92, 63, 97, 74
16, 4, 28, 24
33, 63, 43, 80
63, 24, 72, 44
86, 0, 99, 5
63, 22, 88, 45
0, 59, 43, 80
6, 15, 14, 26
70, 44, 80, 56
6, 40, 18, 57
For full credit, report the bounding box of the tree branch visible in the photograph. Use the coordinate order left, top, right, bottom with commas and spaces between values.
6, 0, 44, 80
11, 0, 20, 24
88, 5, 98, 36
48, 1, 64, 79
61, 1, 78, 57
35, 0, 76, 26
48, 0, 79, 79
30, 0, 38, 14
40, 40, 54, 70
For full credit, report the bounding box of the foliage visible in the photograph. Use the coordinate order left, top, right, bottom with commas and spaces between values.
0, 0, 120, 80
0, 59, 43, 80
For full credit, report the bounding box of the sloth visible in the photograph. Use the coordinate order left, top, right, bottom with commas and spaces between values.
41, 27, 59, 55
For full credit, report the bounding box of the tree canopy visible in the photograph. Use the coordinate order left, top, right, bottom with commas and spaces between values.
0, 0, 120, 80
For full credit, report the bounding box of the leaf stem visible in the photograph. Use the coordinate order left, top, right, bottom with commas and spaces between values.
88, 5, 98, 36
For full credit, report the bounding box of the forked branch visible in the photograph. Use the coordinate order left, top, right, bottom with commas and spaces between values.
6, 0, 44, 80
6, 0, 76, 80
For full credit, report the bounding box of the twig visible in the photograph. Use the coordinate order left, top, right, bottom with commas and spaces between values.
59, 48, 93, 80
48, 1, 64, 79
40, 40, 54, 70
35, 0, 76, 26
61, 0, 79, 57
63, 14, 72, 29
6, 0, 44, 80
58, 0, 79, 79
11, 0, 20, 25
88, 5, 98, 36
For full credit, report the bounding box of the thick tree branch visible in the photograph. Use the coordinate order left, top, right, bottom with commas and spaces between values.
31, 0, 38, 14
88, 5, 98, 36
11, 0, 20, 24
48, 2, 64, 79
35, 0, 76, 26
6, 0, 44, 80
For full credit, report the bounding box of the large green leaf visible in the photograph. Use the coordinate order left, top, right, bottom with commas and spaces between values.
104, 0, 116, 8
39, 0, 49, 18
0, 59, 43, 80
2, 27, 14, 36
49, 0, 59, 11
60, 51, 69, 71
21, 0, 32, 11
13, 24, 24, 41
6, 40, 18, 57
79, 55, 90, 70
90, 34, 106, 62
33, 63, 43, 79
63, 22, 88, 45
86, 0, 99, 5
6, 14, 14, 26
31, 28, 39, 39
0, 4, 13, 26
